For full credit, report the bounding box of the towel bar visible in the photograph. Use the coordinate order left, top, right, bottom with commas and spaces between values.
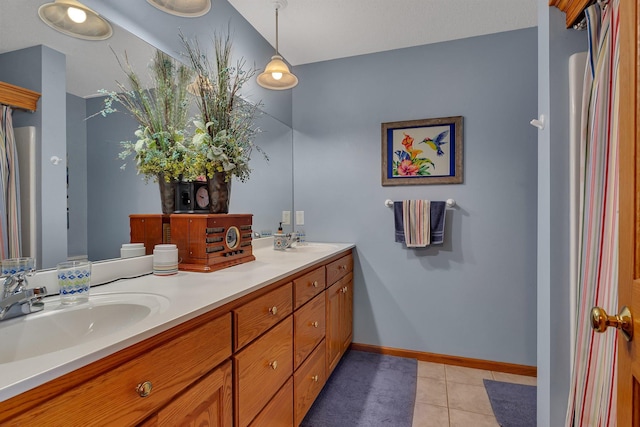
384, 199, 456, 208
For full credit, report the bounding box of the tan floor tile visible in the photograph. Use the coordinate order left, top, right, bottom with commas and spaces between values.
449, 409, 499, 427
445, 365, 493, 386
491, 371, 537, 386
412, 402, 450, 427
447, 382, 494, 416
418, 361, 446, 380
415, 377, 448, 407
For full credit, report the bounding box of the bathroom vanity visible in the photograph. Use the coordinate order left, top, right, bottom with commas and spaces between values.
0, 242, 354, 426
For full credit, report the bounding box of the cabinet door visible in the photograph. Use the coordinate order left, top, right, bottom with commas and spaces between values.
340, 272, 354, 354
326, 272, 354, 375
141, 360, 233, 427
326, 281, 342, 375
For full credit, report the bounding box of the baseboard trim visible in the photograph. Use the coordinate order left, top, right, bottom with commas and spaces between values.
350, 343, 537, 377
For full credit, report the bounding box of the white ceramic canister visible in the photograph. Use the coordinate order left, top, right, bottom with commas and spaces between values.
153, 244, 178, 276
120, 243, 146, 258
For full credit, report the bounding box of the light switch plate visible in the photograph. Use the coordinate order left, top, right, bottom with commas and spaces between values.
296, 211, 304, 225
282, 210, 291, 225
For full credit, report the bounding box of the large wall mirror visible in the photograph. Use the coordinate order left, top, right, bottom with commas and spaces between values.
0, 0, 294, 269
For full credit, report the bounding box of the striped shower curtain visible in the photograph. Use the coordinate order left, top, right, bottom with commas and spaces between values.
0, 105, 22, 259
566, 0, 620, 426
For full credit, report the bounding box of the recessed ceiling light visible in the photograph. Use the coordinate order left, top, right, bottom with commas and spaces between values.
146, 0, 211, 18
38, 0, 112, 41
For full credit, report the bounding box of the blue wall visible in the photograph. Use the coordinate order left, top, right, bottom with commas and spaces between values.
67, 93, 88, 258
0, 45, 68, 269
293, 28, 538, 365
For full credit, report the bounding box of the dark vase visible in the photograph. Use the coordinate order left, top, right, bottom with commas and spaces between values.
207, 171, 232, 214
157, 173, 176, 214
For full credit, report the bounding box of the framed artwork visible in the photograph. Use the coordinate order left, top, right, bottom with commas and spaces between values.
381, 116, 463, 186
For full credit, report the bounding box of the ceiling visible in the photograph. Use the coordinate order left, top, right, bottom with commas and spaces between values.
0, 0, 537, 98
228, 0, 538, 65
0, 0, 155, 98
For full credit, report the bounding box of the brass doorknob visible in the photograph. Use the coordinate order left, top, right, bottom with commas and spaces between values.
591, 306, 633, 341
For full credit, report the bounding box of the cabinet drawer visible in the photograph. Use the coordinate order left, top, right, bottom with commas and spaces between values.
8, 313, 232, 426
326, 252, 353, 285
294, 340, 326, 426
293, 267, 325, 309
235, 316, 293, 427
294, 292, 325, 369
249, 378, 293, 427
235, 282, 293, 350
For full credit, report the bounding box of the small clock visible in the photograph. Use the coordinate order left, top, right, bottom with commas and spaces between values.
174, 181, 210, 213
226, 226, 240, 250
194, 183, 210, 211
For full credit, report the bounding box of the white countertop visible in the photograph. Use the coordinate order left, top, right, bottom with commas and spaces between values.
0, 241, 354, 402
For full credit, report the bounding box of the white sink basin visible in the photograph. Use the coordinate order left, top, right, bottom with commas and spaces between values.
0, 292, 170, 364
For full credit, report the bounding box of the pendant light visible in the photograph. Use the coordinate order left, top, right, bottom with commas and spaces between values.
146, 0, 211, 18
38, 0, 112, 41
257, 0, 298, 90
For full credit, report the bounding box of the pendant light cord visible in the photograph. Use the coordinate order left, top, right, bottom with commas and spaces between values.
275, 6, 280, 55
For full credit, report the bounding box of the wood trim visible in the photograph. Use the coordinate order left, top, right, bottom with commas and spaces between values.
0, 81, 40, 112
351, 343, 537, 377
617, 0, 638, 424
549, 0, 595, 28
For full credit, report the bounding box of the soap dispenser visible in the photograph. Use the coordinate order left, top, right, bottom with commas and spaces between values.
273, 222, 295, 250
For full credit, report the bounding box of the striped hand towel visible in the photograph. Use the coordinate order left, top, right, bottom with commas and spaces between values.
402, 200, 430, 247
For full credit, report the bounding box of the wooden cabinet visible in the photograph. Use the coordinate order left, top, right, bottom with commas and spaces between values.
130, 214, 171, 255
141, 360, 233, 427
326, 268, 354, 375
2, 312, 232, 426
0, 249, 354, 427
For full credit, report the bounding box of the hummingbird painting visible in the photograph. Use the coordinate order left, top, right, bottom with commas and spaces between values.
421, 130, 449, 156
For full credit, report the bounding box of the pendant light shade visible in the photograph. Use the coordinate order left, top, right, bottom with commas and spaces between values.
146, 0, 211, 17
38, 0, 112, 41
257, 55, 298, 90
257, 0, 298, 90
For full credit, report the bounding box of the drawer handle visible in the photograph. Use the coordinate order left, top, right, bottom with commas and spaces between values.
311, 321, 319, 328
339, 264, 348, 270
312, 280, 319, 288
270, 360, 278, 370
269, 306, 278, 315
136, 381, 153, 398
311, 375, 319, 382
341, 286, 348, 293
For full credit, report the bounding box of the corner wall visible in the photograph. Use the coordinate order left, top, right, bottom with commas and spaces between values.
536, 3, 586, 425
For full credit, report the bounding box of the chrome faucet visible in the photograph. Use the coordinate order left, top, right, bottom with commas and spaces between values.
0, 258, 47, 321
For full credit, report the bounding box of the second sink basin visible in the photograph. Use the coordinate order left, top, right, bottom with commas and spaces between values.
0, 292, 170, 364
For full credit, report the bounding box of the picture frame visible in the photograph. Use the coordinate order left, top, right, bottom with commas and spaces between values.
381, 116, 463, 186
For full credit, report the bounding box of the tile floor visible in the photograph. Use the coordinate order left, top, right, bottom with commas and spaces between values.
411, 362, 537, 427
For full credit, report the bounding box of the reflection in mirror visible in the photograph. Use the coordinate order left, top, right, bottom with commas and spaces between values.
0, 0, 294, 269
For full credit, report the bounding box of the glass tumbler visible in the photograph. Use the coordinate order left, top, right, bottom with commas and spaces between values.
57, 260, 91, 305
1, 257, 36, 282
